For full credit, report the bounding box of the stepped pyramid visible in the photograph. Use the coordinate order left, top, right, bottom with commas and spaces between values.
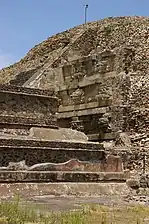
0, 16, 149, 198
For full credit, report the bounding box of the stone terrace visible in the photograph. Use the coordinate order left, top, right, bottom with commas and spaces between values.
0, 84, 128, 197
0, 85, 58, 137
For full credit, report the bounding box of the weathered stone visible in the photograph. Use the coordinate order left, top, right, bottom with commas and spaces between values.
30, 127, 88, 142
0, 16, 149, 189
7, 160, 28, 171
0, 85, 58, 128
140, 175, 148, 188
126, 178, 140, 189
0, 138, 104, 167
0, 183, 129, 198
70, 117, 84, 132
0, 156, 124, 173
115, 132, 131, 148
101, 155, 123, 172
0, 171, 127, 183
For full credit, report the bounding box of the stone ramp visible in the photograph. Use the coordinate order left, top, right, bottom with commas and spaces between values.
23, 27, 87, 88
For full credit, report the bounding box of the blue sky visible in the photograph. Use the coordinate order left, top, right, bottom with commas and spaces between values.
0, 0, 149, 68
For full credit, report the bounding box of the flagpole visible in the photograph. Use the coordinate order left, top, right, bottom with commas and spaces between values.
84, 4, 88, 24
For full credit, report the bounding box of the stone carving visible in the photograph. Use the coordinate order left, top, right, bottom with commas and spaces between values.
71, 117, 84, 132
115, 132, 131, 148
70, 88, 85, 104
98, 114, 112, 133
95, 86, 113, 104
72, 72, 85, 81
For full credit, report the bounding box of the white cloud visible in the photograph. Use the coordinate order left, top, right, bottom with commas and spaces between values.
0, 51, 15, 69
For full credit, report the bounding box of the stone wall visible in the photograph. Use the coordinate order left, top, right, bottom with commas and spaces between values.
123, 73, 149, 134
0, 171, 126, 183
0, 85, 58, 128
0, 137, 104, 166
38, 50, 148, 141
0, 147, 104, 166
0, 138, 103, 149
38, 52, 128, 140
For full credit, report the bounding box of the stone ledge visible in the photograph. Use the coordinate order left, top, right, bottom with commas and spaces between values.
0, 183, 129, 197
59, 102, 100, 112
0, 115, 57, 128
0, 171, 127, 183
78, 72, 117, 88
0, 146, 103, 151
88, 132, 117, 141
0, 84, 55, 97
0, 156, 123, 172
58, 107, 109, 118
0, 138, 102, 150
30, 127, 88, 142
0, 90, 57, 100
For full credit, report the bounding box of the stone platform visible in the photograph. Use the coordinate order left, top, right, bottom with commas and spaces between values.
0, 84, 58, 130
0, 183, 129, 199
0, 171, 126, 183
0, 84, 128, 197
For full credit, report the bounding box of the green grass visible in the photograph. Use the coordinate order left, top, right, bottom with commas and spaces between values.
0, 197, 149, 223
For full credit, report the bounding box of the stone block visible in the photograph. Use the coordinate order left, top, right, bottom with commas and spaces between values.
101, 155, 123, 172
0, 171, 127, 183
88, 132, 116, 141
0, 87, 58, 127
57, 107, 108, 119
59, 102, 99, 112
29, 127, 88, 142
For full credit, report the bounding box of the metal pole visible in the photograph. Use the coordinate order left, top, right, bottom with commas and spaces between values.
84, 4, 88, 24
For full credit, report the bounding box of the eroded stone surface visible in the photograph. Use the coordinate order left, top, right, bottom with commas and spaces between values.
0, 85, 58, 128
0, 183, 129, 199
30, 127, 88, 142
0, 156, 123, 173
0, 171, 127, 183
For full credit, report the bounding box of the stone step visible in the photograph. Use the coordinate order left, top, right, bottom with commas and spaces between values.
0, 115, 57, 128
0, 171, 126, 183
0, 84, 54, 97
0, 137, 103, 150
0, 182, 129, 198
0, 146, 105, 166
